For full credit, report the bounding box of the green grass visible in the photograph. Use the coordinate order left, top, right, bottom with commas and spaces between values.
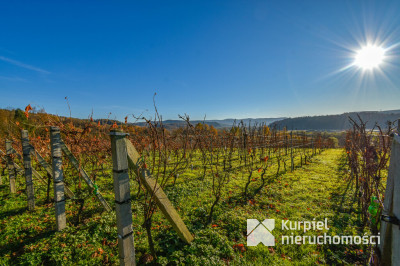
0, 149, 370, 265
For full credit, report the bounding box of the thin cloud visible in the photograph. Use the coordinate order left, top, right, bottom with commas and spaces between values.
0, 56, 50, 74
0, 75, 28, 82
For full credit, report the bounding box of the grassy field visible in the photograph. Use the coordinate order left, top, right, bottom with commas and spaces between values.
0, 148, 369, 265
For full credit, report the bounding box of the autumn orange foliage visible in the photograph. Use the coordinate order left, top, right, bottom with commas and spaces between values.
24, 104, 32, 118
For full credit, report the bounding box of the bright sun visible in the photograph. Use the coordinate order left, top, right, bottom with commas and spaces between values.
354, 45, 386, 70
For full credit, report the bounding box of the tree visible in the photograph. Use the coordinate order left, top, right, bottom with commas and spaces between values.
195, 123, 203, 131
327, 137, 339, 148
14, 108, 27, 122
209, 125, 218, 136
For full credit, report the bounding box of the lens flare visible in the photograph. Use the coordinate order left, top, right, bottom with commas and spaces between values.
353, 45, 385, 70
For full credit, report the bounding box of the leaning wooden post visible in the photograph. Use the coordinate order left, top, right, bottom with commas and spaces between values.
125, 138, 194, 244
21, 130, 35, 211
110, 130, 136, 266
5, 140, 16, 194
50, 127, 67, 231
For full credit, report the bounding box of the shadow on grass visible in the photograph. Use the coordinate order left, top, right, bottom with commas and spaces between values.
332, 154, 359, 215
0, 207, 26, 220
0, 228, 56, 260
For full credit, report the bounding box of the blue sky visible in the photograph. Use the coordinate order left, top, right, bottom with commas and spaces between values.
0, 1, 399, 121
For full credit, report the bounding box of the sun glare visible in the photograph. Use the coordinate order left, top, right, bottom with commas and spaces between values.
353, 45, 385, 70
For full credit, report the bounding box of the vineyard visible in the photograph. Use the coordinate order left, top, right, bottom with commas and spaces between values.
0, 107, 398, 265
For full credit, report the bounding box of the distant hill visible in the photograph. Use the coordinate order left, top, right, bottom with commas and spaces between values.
270, 110, 400, 131
206, 118, 286, 128
133, 117, 285, 129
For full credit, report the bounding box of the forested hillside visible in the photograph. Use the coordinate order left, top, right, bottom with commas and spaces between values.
270, 110, 400, 130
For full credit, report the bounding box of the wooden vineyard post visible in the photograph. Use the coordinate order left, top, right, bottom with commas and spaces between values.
379, 133, 400, 265
21, 130, 35, 211
290, 131, 294, 172
5, 140, 16, 194
110, 130, 136, 266
29, 146, 75, 199
124, 138, 194, 244
50, 127, 67, 231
